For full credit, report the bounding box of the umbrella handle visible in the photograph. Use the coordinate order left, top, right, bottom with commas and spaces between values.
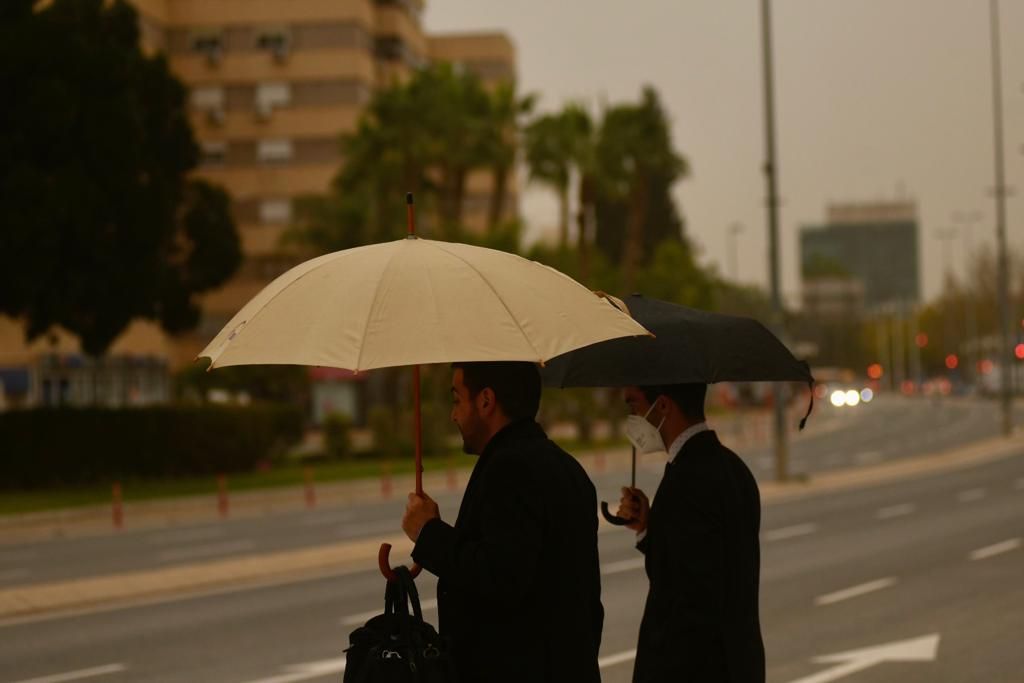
379, 543, 422, 581
600, 501, 633, 526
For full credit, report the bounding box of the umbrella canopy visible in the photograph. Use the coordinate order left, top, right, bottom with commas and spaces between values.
199, 238, 650, 371
541, 293, 812, 390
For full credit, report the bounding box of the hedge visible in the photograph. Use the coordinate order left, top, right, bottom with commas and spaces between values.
0, 404, 304, 489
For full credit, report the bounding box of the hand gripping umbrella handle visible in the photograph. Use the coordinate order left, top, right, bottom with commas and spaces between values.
600, 500, 633, 526
379, 543, 422, 581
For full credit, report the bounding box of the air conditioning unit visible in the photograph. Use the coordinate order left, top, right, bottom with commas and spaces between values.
206, 108, 226, 127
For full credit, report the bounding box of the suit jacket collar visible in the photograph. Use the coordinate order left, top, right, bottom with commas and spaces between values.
480, 418, 544, 459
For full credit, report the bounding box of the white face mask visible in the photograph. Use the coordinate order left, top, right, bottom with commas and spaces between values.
625, 402, 666, 455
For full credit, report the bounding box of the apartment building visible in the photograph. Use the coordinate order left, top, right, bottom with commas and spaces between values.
0, 1, 517, 386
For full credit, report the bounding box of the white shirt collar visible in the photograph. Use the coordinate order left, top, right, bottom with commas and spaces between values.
666, 422, 709, 463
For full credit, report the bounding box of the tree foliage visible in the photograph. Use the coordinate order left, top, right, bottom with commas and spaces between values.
0, 0, 240, 356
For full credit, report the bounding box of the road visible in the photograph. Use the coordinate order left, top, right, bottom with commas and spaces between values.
2, 396, 1023, 682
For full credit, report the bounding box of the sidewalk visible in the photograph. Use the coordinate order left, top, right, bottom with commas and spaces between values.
0, 406, 808, 544
1, 425, 1020, 622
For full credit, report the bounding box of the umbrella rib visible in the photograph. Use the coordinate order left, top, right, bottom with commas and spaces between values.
353, 244, 403, 371
426, 241, 543, 362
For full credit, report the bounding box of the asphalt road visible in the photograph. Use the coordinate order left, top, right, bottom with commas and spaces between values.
2, 400, 1023, 682
1, 395, 1019, 589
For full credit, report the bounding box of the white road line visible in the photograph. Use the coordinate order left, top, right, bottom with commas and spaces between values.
815, 577, 897, 606
601, 558, 645, 575
876, 503, 916, 520
957, 488, 987, 503
764, 523, 818, 542
969, 538, 1021, 561
340, 598, 439, 626
598, 649, 637, 669
156, 539, 255, 563
146, 527, 224, 545
9, 663, 126, 683
0, 568, 30, 582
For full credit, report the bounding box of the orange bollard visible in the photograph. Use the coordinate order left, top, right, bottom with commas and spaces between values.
217, 474, 229, 518
112, 482, 123, 530
303, 467, 316, 508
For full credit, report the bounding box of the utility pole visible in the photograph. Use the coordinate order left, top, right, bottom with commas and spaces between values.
989, 0, 1013, 435
935, 227, 959, 360
760, 0, 789, 481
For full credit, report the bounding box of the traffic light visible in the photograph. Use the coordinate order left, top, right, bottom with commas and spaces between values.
945, 354, 959, 370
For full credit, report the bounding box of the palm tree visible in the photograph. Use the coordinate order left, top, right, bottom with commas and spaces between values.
596, 87, 687, 291
482, 83, 535, 233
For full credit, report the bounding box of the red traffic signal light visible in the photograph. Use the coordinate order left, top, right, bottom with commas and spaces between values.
945, 354, 959, 370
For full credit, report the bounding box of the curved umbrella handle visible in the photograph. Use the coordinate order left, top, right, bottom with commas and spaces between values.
600, 501, 633, 526
379, 542, 422, 581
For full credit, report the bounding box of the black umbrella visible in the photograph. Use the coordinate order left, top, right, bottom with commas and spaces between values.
541, 294, 815, 524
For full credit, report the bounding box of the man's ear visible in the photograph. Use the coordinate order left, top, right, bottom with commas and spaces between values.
477, 387, 497, 416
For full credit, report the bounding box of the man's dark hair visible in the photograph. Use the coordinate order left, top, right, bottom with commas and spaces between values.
452, 361, 541, 421
641, 383, 707, 421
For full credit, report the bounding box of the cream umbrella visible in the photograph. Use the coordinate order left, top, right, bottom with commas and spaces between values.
198, 196, 650, 577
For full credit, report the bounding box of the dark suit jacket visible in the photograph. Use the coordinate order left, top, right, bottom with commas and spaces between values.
412, 419, 604, 683
632, 430, 765, 683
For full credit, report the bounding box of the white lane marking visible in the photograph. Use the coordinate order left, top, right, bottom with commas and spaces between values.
156, 540, 255, 563
601, 558, 645, 575
340, 598, 439, 626
241, 657, 346, 683
0, 550, 35, 563
786, 633, 940, 683
299, 511, 355, 526
957, 488, 987, 503
854, 450, 882, 464
9, 663, 126, 683
969, 538, 1021, 561
599, 649, 637, 669
0, 568, 30, 582
815, 577, 897, 606
146, 527, 224, 545
764, 523, 818, 542
876, 503, 916, 520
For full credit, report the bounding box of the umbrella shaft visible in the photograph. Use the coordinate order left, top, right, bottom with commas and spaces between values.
414, 364, 423, 495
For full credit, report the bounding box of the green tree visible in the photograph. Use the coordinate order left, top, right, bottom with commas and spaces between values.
481, 83, 535, 233
0, 0, 240, 356
594, 87, 688, 291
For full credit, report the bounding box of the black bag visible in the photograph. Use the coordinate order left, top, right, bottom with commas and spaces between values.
344, 567, 456, 683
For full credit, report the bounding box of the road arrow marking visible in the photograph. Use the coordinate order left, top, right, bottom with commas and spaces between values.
242, 657, 347, 683
787, 633, 940, 683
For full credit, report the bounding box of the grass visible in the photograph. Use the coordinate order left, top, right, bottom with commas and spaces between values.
1, 436, 629, 516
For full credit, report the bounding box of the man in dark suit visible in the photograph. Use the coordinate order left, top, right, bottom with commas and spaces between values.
617, 383, 765, 682
403, 361, 603, 682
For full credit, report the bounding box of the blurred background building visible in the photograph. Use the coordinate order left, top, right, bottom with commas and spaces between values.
0, 0, 516, 407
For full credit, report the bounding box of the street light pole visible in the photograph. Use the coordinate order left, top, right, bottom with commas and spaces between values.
989, 0, 1013, 435
935, 227, 958, 360
760, 0, 789, 481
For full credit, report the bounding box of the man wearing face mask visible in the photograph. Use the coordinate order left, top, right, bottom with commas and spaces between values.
403, 361, 604, 682
617, 383, 765, 683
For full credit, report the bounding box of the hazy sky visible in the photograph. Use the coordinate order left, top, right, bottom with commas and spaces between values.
424, 1, 1024, 305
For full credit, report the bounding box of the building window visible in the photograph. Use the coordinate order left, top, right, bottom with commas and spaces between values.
191, 86, 225, 111
256, 27, 291, 62
259, 199, 293, 224
255, 82, 291, 120
257, 139, 293, 163
190, 29, 224, 65
200, 141, 227, 166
